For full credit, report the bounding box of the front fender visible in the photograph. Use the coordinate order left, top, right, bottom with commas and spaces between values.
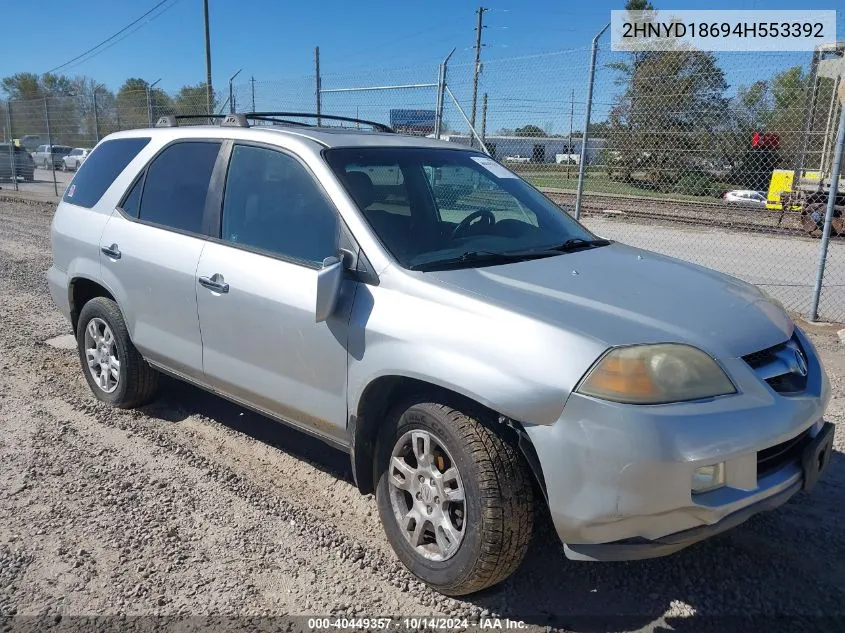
346, 279, 607, 428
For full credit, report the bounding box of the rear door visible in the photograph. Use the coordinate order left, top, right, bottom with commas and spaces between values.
98, 140, 224, 380
195, 142, 351, 443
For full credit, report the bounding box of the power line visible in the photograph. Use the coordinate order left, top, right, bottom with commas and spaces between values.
44, 0, 180, 75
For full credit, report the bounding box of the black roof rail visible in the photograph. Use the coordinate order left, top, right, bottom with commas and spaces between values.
243, 112, 394, 133
155, 112, 393, 132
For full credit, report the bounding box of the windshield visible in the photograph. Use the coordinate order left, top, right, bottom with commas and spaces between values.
53, 146, 72, 154
325, 147, 598, 270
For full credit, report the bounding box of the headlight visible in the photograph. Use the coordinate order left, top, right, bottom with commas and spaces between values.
577, 344, 736, 404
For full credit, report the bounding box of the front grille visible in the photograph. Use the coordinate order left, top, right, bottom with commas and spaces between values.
743, 341, 786, 369
742, 334, 808, 393
757, 429, 811, 478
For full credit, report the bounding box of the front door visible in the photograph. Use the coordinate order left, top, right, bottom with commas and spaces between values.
195, 143, 351, 443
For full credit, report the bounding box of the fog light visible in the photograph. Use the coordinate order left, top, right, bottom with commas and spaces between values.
692, 462, 726, 493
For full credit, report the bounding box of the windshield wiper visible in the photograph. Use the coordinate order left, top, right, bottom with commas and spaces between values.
549, 238, 611, 252
409, 249, 558, 272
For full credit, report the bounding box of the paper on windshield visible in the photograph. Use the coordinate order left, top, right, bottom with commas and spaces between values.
471, 156, 518, 179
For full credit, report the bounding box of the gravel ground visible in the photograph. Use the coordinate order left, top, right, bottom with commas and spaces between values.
1, 197, 844, 632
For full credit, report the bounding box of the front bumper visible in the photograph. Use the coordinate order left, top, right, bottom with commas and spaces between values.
524, 328, 832, 561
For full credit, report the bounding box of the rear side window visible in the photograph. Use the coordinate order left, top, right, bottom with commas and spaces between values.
138, 141, 220, 234
62, 137, 150, 209
120, 176, 144, 218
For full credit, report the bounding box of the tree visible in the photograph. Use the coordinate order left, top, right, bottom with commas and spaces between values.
605, 2, 729, 191
115, 78, 173, 128
514, 124, 546, 137
174, 82, 217, 116
1, 72, 89, 143
1, 73, 42, 100
728, 65, 836, 188
587, 121, 611, 137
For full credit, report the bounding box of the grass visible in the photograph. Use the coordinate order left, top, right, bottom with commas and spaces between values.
516, 169, 729, 204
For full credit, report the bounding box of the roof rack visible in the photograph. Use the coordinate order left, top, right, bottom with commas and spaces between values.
155, 113, 247, 128
243, 112, 394, 133
247, 116, 314, 128
155, 112, 394, 133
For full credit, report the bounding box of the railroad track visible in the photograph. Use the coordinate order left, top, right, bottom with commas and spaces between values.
541, 190, 840, 240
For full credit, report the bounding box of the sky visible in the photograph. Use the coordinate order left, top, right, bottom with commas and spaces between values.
1, 0, 841, 134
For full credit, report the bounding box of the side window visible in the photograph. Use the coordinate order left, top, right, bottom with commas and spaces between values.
221, 144, 338, 265
120, 176, 144, 218
62, 137, 151, 208
138, 141, 220, 234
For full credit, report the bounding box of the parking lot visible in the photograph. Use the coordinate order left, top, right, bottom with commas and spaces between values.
1, 196, 844, 631
0, 167, 74, 200
586, 216, 845, 322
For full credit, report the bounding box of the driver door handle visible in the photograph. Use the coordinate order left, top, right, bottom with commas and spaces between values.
198, 274, 229, 294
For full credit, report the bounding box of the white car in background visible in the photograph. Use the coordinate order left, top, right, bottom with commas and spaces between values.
723, 190, 767, 206
62, 148, 91, 171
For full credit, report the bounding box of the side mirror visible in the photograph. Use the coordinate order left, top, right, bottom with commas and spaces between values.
316, 255, 344, 323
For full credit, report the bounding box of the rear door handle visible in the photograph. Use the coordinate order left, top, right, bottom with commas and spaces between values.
198, 274, 229, 294
101, 244, 121, 259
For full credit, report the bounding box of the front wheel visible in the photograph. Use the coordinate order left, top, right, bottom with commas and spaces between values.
375, 399, 534, 596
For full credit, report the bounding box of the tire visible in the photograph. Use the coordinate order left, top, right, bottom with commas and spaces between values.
76, 297, 159, 408
375, 398, 534, 596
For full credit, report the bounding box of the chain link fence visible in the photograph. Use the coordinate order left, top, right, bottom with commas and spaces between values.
2, 39, 843, 322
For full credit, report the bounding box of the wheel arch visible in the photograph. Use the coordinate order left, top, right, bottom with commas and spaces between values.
349, 374, 547, 502
68, 276, 117, 334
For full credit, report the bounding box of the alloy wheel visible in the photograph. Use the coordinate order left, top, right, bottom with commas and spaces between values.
83, 317, 120, 393
387, 429, 466, 561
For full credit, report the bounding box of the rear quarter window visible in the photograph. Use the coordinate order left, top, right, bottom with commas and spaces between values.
62, 137, 151, 209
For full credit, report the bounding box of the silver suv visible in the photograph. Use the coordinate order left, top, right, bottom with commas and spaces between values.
48, 113, 834, 596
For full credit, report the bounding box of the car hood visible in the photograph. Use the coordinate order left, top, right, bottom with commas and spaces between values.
426, 242, 792, 358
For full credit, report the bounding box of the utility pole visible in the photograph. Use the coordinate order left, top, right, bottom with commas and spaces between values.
228, 69, 242, 114
567, 88, 574, 179
203, 0, 213, 119
315, 46, 322, 126
470, 6, 487, 137
93, 89, 100, 143
434, 47, 456, 139
481, 92, 488, 144
250, 76, 256, 112
146, 78, 161, 127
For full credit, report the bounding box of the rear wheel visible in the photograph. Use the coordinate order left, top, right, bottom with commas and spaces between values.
375, 399, 534, 596
76, 297, 159, 408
